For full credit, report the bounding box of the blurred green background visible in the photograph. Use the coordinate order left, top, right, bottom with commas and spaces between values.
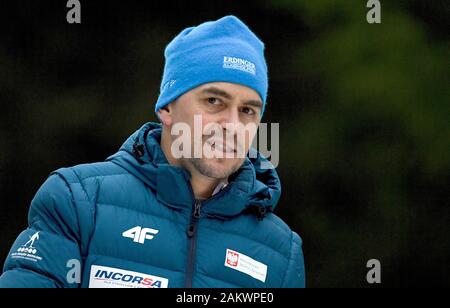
0, 0, 448, 287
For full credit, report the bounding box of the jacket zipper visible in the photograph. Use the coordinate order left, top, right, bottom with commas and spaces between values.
184, 199, 201, 288
183, 184, 233, 288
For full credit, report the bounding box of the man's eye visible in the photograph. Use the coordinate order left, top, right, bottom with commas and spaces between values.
241, 107, 255, 115
207, 97, 220, 105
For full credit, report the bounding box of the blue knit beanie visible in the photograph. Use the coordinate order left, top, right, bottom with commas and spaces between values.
154, 15, 268, 115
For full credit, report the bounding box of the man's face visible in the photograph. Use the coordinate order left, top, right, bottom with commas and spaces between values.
163, 82, 263, 179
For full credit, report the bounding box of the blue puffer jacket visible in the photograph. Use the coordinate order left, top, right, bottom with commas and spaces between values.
0, 122, 305, 288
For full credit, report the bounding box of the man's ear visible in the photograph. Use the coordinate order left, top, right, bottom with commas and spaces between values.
157, 104, 173, 126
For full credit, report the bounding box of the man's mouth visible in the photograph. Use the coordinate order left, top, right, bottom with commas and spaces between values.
206, 139, 236, 154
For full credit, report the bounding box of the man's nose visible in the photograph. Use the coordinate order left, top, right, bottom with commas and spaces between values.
220, 108, 241, 136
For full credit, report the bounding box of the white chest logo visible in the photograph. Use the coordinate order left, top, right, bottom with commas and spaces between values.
122, 226, 159, 244
224, 249, 268, 283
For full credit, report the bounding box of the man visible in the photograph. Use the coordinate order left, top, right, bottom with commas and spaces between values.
0, 15, 305, 288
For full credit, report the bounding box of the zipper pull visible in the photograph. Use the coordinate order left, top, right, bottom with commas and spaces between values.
187, 201, 201, 238
193, 201, 201, 219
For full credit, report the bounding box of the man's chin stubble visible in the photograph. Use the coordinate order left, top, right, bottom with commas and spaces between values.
189, 158, 242, 179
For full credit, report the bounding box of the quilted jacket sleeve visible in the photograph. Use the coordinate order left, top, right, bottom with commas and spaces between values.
0, 174, 83, 288
281, 232, 306, 288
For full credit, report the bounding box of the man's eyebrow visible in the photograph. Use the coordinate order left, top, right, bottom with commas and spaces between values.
200, 87, 233, 100
200, 86, 263, 109
242, 99, 263, 109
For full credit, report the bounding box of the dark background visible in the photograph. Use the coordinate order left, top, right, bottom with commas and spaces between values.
0, 0, 449, 287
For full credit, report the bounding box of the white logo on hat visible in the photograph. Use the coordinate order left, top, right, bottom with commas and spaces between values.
223, 56, 256, 75
162, 79, 177, 92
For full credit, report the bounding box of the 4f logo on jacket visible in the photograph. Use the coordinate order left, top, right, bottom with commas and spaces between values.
122, 226, 159, 244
